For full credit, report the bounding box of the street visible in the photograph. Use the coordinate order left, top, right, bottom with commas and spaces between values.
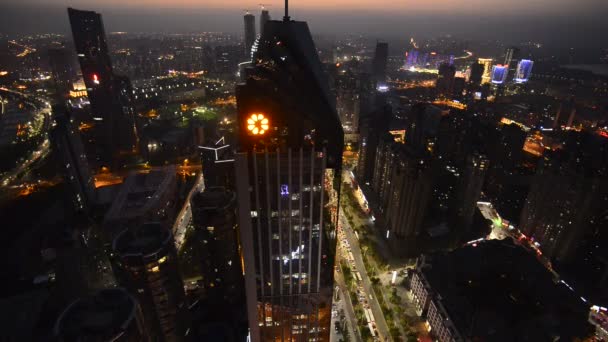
337, 209, 391, 341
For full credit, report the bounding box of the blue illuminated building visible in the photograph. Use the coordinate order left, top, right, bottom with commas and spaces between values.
491, 64, 509, 84
514, 59, 534, 83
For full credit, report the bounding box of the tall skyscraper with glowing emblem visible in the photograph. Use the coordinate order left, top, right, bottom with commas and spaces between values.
234, 9, 343, 342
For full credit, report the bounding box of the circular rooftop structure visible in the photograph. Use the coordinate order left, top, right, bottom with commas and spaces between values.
54, 288, 140, 341
112, 223, 172, 260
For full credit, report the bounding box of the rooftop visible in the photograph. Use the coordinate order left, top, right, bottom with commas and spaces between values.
54, 288, 138, 340
113, 222, 171, 259
419, 239, 592, 341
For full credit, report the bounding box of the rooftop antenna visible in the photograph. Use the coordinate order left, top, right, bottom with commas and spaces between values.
283, 0, 290, 21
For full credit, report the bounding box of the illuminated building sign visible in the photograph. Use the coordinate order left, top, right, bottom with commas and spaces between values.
246, 113, 269, 135
514, 59, 534, 83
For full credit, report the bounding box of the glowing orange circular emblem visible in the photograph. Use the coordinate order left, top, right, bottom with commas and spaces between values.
246, 113, 269, 135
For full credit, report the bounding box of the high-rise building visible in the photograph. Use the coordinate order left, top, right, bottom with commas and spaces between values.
48, 47, 75, 99
260, 8, 271, 34
334, 70, 361, 133
356, 101, 391, 185
54, 288, 148, 342
190, 187, 248, 340
372, 42, 389, 86
452, 153, 489, 234
477, 58, 493, 84
514, 59, 534, 83
468, 62, 484, 86
111, 223, 189, 341
67, 8, 136, 165
384, 146, 433, 242
235, 16, 343, 342
435, 63, 456, 97
244, 12, 257, 57
49, 103, 95, 213
503, 47, 520, 82
490, 64, 508, 84
104, 167, 178, 239
520, 132, 608, 263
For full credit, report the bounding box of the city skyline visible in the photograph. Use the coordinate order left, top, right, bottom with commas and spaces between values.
1, 1, 607, 341
1, 2, 607, 47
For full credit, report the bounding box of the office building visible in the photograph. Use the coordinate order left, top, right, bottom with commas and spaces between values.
372, 42, 388, 86
49, 103, 95, 213
435, 63, 456, 97
47, 48, 75, 99
468, 62, 484, 86
68, 8, 136, 165
260, 8, 271, 34
235, 15, 343, 342
477, 58, 493, 84
334, 70, 361, 133
191, 188, 244, 304
490, 64, 508, 84
104, 166, 177, 239
244, 12, 256, 57
54, 288, 148, 342
409, 239, 592, 341
503, 47, 520, 82
514, 59, 534, 83
111, 223, 189, 341
190, 187, 248, 340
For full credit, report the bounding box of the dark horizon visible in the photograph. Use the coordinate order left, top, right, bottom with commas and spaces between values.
1, 3, 607, 48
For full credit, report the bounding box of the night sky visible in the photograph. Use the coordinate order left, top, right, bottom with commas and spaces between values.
1, 0, 606, 46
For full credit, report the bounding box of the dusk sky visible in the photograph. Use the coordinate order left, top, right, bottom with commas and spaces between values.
1, 0, 607, 46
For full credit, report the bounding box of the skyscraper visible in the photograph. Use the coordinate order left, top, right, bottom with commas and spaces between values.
436, 62, 456, 97
190, 187, 248, 340
477, 58, 493, 84
490, 64, 508, 84
514, 59, 534, 83
54, 288, 148, 342
468, 62, 484, 86
47, 47, 75, 99
111, 223, 189, 341
244, 12, 256, 57
372, 41, 389, 86
503, 47, 520, 82
234, 15, 343, 342
260, 8, 271, 34
49, 103, 95, 213
68, 8, 136, 165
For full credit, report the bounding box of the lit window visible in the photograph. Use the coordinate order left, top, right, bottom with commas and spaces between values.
150, 266, 159, 273
158, 256, 167, 264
